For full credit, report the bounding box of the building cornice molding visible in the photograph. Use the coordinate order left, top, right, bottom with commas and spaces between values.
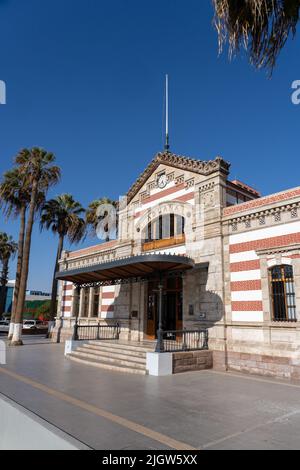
256, 243, 300, 257
224, 186, 300, 218
225, 201, 300, 233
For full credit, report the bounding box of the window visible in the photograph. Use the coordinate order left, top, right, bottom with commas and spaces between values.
143, 214, 185, 242
270, 265, 297, 322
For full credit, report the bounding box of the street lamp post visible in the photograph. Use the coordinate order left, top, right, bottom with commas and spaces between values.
155, 272, 164, 353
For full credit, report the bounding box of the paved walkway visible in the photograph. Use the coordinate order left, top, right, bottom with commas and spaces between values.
1, 336, 300, 450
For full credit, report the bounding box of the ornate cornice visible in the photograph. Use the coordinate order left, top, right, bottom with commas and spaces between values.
127, 152, 230, 204
227, 202, 300, 233
227, 201, 300, 224
256, 243, 300, 257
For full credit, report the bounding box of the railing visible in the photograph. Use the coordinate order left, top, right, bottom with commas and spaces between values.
156, 328, 209, 353
73, 322, 120, 341
142, 234, 185, 252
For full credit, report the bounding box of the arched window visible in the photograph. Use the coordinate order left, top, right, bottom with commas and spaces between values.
144, 214, 185, 242
269, 265, 297, 322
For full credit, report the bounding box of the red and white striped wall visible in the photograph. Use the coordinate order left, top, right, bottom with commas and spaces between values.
61, 281, 73, 318
229, 221, 300, 322
134, 181, 195, 220
100, 285, 116, 319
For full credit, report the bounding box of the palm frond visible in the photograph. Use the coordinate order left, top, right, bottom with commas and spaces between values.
213, 0, 300, 71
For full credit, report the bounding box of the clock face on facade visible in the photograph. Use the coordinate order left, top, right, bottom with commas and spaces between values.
157, 173, 167, 189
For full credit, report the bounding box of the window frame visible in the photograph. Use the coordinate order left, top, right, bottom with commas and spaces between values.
269, 264, 297, 322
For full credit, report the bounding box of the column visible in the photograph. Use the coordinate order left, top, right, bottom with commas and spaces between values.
88, 287, 94, 318
71, 286, 79, 318
79, 288, 85, 318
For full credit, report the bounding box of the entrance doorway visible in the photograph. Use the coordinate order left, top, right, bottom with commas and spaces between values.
146, 276, 182, 339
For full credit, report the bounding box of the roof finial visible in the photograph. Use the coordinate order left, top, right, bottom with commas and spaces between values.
164, 74, 170, 152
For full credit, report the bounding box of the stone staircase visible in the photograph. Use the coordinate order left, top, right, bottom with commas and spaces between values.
68, 340, 156, 375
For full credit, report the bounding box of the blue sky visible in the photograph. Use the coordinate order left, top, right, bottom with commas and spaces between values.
0, 0, 299, 291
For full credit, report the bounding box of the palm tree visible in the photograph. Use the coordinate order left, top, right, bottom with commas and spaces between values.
11, 148, 60, 346
213, 0, 300, 71
0, 233, 18, 317
0, 168, 30, 338
86, 197, 118, 241
0, 168, 46, 339
40, 194, 86, 336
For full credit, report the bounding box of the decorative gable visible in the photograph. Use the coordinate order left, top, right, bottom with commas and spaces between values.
126, 151, 230, 204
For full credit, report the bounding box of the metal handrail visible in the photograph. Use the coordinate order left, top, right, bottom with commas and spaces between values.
156, 328, 208, 353
73, 321, 120, 341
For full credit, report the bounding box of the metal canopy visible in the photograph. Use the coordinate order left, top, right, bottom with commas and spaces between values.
56, 253, 195, 286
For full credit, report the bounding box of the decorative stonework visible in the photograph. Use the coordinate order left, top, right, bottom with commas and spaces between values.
185, 178, 195, 189
259, 216, 266, 225
199, 181, 215, 193
203, 191, 215, 208
227, 202, 300, 233
274, 212, 281, 222
175, 174, 185, 185
291, 208, 298, 218
127, 152, 230, 203
64, 248, 117, 271
145, 170, 175, 194
256, 243, 300, 257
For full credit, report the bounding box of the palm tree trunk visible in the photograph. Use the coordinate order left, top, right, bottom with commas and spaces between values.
8, 205, 26, 340
0, 257, 9, 317
47, 234, 64, 337
11, 182, 38, 346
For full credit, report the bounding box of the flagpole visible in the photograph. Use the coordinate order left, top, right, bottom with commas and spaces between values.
165, 74, 170, 151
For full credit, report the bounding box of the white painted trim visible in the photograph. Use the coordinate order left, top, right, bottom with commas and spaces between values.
8, 322, 14, 338
146, 352, 173, 376
101, 298, 115, 306
229, 221, 300, 244
267, 257, 292, 268
141, 189, 194, 211
102, 286, 116, 293
230, 270, 261, 282
230, 250, 259, 263
11, 323, 23, 343
232, 311, 264, 322
231, 290, 263, 301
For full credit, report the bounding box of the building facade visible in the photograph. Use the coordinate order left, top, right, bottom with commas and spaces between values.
1, 280, 51, 317
54, 151, 300, 380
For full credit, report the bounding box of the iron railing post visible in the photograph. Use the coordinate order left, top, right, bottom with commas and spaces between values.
115, 321, 120, 339
73, 318, 79, 341
182, 328, 187, 351
204, 329, 209, 349
97, 323, 100, 340
155, 328, 164, 353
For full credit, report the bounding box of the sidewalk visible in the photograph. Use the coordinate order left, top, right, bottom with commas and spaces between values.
1, 336, 300, 450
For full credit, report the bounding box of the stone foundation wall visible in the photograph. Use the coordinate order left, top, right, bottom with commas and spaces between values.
212, 349, 300, 381
225, 351, 300, 381
172, 350, 213, 374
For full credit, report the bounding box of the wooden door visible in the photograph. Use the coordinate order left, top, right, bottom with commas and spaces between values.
146, 276, 183, 339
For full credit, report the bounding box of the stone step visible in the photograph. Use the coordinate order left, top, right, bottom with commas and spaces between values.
81, 343, 148, 359
87, 340, 155, 354
74, 348, 146, 368
68, 354, 147, 375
